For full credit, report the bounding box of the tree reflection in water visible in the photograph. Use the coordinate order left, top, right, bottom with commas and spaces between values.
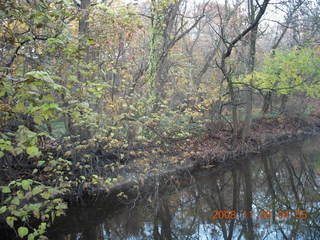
48, 137, 320, 240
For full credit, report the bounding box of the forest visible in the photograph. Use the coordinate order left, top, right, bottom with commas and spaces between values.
0, 0, 320, 239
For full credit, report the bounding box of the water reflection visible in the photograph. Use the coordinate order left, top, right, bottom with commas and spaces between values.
48, 137, 320, 240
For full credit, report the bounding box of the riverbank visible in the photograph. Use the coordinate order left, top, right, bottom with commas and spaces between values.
70, 115, 320, 205
42, 116, 320, 238
1, 115, 320, 239
47, 134, 320, 240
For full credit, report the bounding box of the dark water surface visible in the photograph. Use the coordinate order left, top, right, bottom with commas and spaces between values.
47, 137, 320, 240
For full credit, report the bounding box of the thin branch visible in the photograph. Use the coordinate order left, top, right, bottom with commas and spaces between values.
6, 35, 49, 70
223, 0, 270, 59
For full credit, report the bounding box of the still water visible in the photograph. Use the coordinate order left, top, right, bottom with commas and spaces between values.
48, 137, 320, 240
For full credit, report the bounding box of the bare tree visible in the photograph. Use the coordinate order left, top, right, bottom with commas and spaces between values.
216, 0, 270, 143
147, 0, 208, 110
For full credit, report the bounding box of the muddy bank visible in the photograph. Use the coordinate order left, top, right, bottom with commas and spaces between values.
72, 122, 320, 207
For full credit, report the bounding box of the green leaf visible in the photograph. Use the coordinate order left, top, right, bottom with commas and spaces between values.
1, 186, 11, 193
25, 71, 54, 84
21, 180, 32, 191
26, 146, 41, 158
40, 192, 51, 199
28, 233, 35, 240
33, 114, 43, 125
0, 206, 7, 214
17, 190, 24, 199
11, 197, 20, 205
6, 216, 17, 228
18, 226, 29, 238
37, 161, 45, 167
32, 186, 43, 196
38, 222, 47, 235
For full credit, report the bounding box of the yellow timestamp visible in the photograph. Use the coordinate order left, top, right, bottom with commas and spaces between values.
209, 209, 308, 220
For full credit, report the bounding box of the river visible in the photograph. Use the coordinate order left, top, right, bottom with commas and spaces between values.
47, 136, 320, 240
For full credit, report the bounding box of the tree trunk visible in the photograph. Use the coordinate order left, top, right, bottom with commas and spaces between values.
242, 0, 259, 140
78, 0, 91, 82
279, 95, 288, 114
262, 91, 272, 114
221, 57, 239, 144
216, 0, 270, 143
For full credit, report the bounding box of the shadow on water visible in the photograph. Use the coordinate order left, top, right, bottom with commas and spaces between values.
47, 137, 320, 240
